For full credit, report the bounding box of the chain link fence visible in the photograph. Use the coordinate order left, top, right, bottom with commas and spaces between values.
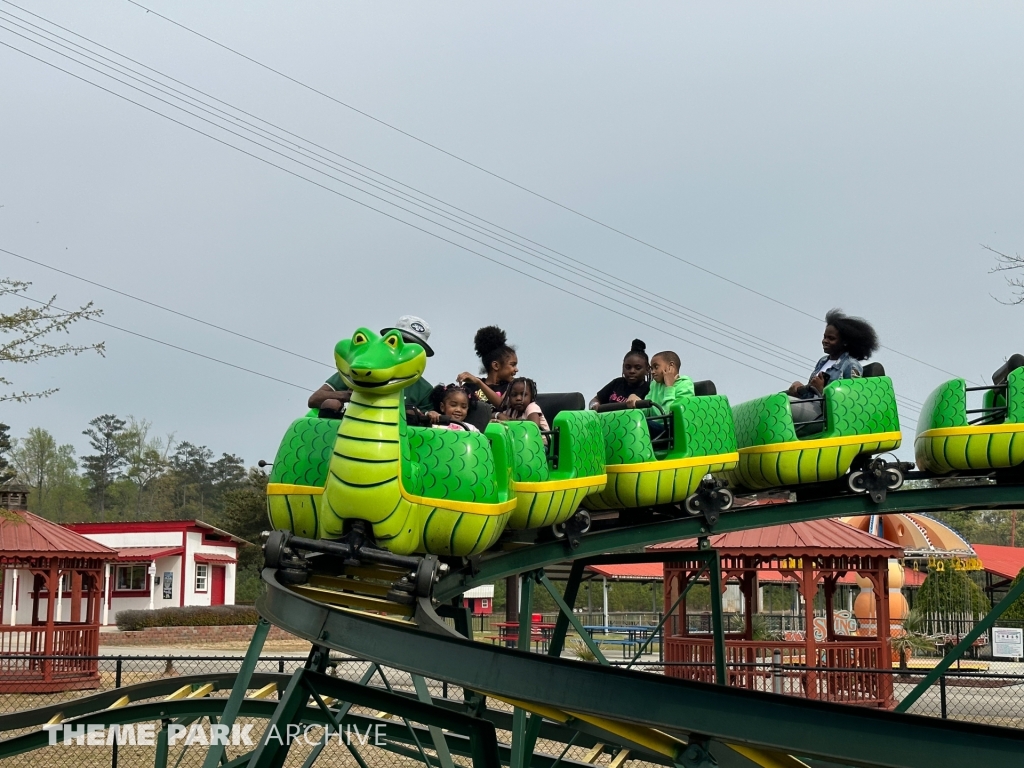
2, 653, 1022, 767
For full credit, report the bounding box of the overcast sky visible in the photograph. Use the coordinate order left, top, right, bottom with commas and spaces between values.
3, 1, 1024, 465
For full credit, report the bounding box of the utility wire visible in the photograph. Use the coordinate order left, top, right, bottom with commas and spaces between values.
0, 31, 923, 422
0, 30, 817, 383
0, 37, 801, 388
0, 8, 814, 375
18, 295, 308, 391
1, 246, 331, 369
0, 4, 927, 414
122, 0, 967, 384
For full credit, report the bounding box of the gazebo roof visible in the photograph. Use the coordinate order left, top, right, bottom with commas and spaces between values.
648, 518, 903, 559
0, 510, 117, 560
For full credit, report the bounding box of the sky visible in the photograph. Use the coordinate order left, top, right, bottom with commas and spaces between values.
2, 1, 1024, 465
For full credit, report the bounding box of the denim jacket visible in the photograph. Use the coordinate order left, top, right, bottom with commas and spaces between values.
795, 353, 861, 399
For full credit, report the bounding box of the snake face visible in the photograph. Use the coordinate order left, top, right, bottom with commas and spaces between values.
334, 327, 426, 395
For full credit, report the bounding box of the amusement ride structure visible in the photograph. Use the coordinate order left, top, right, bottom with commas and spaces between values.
4, 332, 1024, 767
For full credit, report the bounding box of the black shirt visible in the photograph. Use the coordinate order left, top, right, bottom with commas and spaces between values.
596, 377, 650, 405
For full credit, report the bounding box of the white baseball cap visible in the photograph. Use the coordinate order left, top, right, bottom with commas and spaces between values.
381, 315, 433, 357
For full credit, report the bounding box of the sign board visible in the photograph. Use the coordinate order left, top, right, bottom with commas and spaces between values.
992, 627, 1023, 658
163, 572, 174, 601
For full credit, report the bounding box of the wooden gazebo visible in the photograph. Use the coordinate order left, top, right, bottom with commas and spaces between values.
0, 491, 117, 693
651, 518, 903, 708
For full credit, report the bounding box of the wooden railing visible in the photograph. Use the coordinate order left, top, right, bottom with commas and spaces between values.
0, 625, 101, 691
664, 637, 894, 707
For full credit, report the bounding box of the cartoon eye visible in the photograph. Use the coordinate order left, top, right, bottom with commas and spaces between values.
384, 334, 399, 349
353, 333, 368, 345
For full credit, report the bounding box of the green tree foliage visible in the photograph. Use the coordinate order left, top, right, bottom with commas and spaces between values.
931, 509, 1022, 546
1, 278, 104, 403
0, 423, 16, 485
1001, 567, 1024, 622
9, 427, 83, 519
916, 567, 989, 634
82, 414, 127, 520
215, 468, 268, 602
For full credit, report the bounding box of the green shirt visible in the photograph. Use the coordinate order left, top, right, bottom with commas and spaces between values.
647, 376, 694, 414
325, 373, 434, 412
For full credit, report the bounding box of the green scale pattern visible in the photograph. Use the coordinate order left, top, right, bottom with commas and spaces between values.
599, 411, 656, 465
732, 395, 796, 449
916, 380, 968, 433
826, 377, 900, 437
268, 416, 339, 487
504, 422, 549, 483
406, 426, 499, 503
673, 396, 737, 458
553, 410, 606, 478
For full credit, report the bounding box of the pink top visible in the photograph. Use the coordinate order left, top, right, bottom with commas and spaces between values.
433, 422, 479, 432
499, 401, 550, 433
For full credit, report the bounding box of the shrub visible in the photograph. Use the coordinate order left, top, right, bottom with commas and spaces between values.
1002, 567, 1024, 622
116, 604, 259, 631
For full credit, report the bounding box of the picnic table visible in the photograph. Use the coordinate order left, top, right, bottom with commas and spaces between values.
484, 621, 557, 651
581, 625, 659, 658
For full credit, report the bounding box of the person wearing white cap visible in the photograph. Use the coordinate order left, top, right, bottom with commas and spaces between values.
308, 315, 435, 415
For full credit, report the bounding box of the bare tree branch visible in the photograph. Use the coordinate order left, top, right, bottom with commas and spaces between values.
1, 278, 104, 402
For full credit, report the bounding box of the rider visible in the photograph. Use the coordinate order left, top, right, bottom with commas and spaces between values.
308, 315, 435, 416
589, 338, 651, 409
787, 309, 879, 435
458, 325, 518, 408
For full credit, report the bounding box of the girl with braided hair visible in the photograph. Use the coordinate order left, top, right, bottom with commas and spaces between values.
426, 382, 480, 432
494, 377, 549, 433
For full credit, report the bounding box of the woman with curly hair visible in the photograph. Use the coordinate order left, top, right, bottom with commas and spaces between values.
788, 309, 879, 435
458, 325, 518, 407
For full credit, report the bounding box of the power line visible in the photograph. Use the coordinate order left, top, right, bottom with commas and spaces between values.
0, 9, 815, 376
0, 36, 801, 388
0, 33, 810, 382
0, 3, 928, 415
122, 0, 967, 385
17, 294, 309, 391
0, 32, 923, 422
1, 246, 331, 369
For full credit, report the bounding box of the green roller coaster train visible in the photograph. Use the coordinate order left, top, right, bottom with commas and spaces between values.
6, 327, 1024, 768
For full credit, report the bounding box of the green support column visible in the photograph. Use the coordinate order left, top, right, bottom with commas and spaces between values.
248, 669, 313, 768
707, 550, 727, 685
547, 562, 585, 658
510, 573, 534, 768
627, 564, 708, 670
537, 572, 609, 666
896, 574, 1024, 713
413, 674, 456, 768
201, 618, 271, 768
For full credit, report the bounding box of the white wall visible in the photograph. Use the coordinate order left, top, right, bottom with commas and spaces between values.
185, 531, 239, 607
82, 531, 183, 548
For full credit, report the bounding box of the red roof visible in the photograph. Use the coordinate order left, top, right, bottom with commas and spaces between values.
0, 510, 117, 559
195, 553, 237, 564
586, 563, 664, 580
973, 544, 1024, 581
648, 518, 903, 557
116, 546, 183, 561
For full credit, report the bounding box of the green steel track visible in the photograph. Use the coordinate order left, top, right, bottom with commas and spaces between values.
6, 482, 1024, 767
257, 482, 1024, 767
438, 482, 1024, 601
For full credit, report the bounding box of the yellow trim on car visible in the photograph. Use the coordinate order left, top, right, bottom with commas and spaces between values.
513, 475, 607, 492
267, 483, 324, 495
918, 424, 1024, 438
739, 431, 902, 455
605, 452, 739, 474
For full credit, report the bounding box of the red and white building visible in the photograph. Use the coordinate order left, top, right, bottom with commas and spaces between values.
58, 520, 248, 626
463, 584, 494, 615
